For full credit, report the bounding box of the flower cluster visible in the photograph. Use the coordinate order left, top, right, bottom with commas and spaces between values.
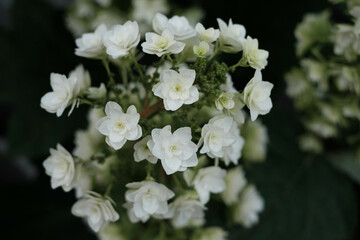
286, 0, 360, 156
41, 11, 273, 240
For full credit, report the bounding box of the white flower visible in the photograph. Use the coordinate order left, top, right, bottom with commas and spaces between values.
215, 92, 235, 111
217, 18, 246, 53
148, 125, 198, 175
124, 181, 174, 222
199, 115, 236, 158
43, 144, 75, 192
72, 192, 119, 232
165, 195, 206, 228
96, 101, 142, 150
87, 83, 107, 100
242, 120, 268, 162
133, 135, 158, 164
195, 23, 220, 43
220, 73, 238, 93
244, 70, 273, 121
195, 227, 228, 240
222, 122, 244, 165
221, 166, 247, 205
103, 21, 140, 59
74, 164, 92, 199
152, 13, 196, 40
69, 65, 91, 96
40, 73, 76, 117
75, 24, 107, 59
193, 41, 210, 57
73, 130, 98, 161
241, 36, 269, 70
193, 166, 226, 204
98, 224, 125, 240
234, 185, 264, 228
153, 69, 199, 111
142, 29, 185, 57
132, 0, 169, 24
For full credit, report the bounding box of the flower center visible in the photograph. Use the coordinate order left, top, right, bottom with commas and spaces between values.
116, 122, 125, 130
156, 37, 168, 49
170, 145, 177, 152
174, 84, 182, 93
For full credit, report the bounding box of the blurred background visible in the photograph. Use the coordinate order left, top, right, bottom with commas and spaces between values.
0, 0, 359, 239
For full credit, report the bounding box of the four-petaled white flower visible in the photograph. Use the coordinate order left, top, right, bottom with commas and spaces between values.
215, 92, 235, 111
193, 41, 210, 57
241, 36, 269, 70
75, 24, 107, 59
103, 21, 140, 59
124, 181, 175, 223
195, 23, 220, 43
221, 166, 247, 206
153, 69, 199, 111
152, 13, 196, 40
165, 195, 206, 228
43, 143, 75, 192
96, 101, 142, 150
217, 18, 246, 53
193, 166, 226, 204
234, 185, 264, 228
87, 83, 107, 100
40, 73, 76, 117
244, 70, 274, 121
133, 135, 158, 164
72, 192, 119, 232
199, 115, 237, 158
148, 125, 198, 175
69, 64, 91, 96
142, 29, 185, 57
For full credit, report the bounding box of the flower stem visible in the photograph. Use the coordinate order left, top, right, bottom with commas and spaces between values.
140, 101, 164, 119
102, 58, 115, 88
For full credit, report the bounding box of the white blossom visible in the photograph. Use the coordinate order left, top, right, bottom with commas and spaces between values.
222, 122, 244, 166
217, 18, 246, 53
98, 224, 125, 240
153, 69, 199, 111
87, 83, 107, 100
165, 195, 206, 228
103, 21, 140, 59
242, 120, 268, 162
69, 64, 91, 96
132, 0, 169, 24
124, 181, 174, 222
234, 185, 264, 228
40, 73, 76, 117
195, 227, 228, 240
152, 13, 196, 40
133, 135, 158, 164
148, 125, 198, 175
141, 29, 185, 57
96, 101, 142, 150
199, 116, 237, 158
215, 92, 235, 111
193, 166, 226, 204
244, 70, 273, 121
74, 164, 92, 199
195, 23, 220, 43
75, 24, 107, 59
72, 192, 119, 232
193, 41, 210, 57
221, 166, 247, 205
241, 36, 269, 70
43, 144, 75, 192
73, 130, 98, 161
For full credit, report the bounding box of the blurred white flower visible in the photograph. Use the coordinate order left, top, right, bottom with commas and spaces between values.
74, 164, 92, 199
96, 101, 142, 150
69, 64, 91, 96
241, 36, 269, 70
215, 92, 235, 111
142, 29, 185, 57
134, 135, 158, 164
193, 41, 210, 57
195, 23, 220, 43
234, 185, 264, 228
43, 144, 75, 192
199, 115, 236, 158
148, 125, 198, 175
125, 181, 174, 222
98, 224, 125, 240
87, 83, 107, 100
194, 227, 228, 240
222, 122, 244, 166
221, 166, 247, 205
40, 73, 76, 117
166, 195, 206, 228
217, 18, 246, 53
103, 21, 140, 58
244, 70, 273, 121
75, 24, 107, 59
153, 69, 199, 111
132, 0, 169, 24
193, 166, 226, 204
152, 13, 196, 40
72, 192, 119, 232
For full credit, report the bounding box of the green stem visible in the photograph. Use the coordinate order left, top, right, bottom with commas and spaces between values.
130, 53, 144, 78
102, 58, 115, 87
208, 41, 220, 60
173, 174, 185, 192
